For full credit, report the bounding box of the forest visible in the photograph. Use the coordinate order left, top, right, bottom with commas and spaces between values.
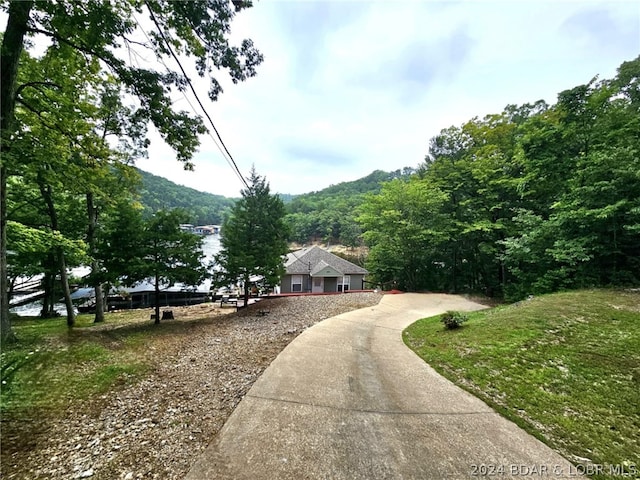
6, 55, 639, 322
0, 0, 263, 338
137, 167, 418, 243
358, 57, 639, 300
138, 169, 235, 225
284, 168, 415, 246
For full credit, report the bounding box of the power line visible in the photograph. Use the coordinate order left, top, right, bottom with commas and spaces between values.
140, 3, 249, 190
130, 14, 244, 187
132, 12, 246, 187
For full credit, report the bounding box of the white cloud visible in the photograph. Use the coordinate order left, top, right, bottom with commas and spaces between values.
133, 0, 639, 197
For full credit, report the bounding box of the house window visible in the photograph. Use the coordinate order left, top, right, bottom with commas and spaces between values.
291, 275, 303, 292
313, 277, 322, 287
337, 275, 350, 292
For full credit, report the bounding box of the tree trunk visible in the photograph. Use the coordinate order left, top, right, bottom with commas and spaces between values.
39, 181, 75, 327
57, 250, 75, 327
243, 275, 250, 309
86, 192, 105, 322
94, 283, 105, 320
0, 0, 34, 342
40, 259, 56, 318
154, 270, 160, 324
452, 245, 458, 293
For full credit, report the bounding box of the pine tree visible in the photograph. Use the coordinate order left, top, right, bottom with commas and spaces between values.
216, 168, 289, 307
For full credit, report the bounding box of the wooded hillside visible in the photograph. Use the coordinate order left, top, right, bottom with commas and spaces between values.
284, 168, 415, 245
138, 169, 235, 225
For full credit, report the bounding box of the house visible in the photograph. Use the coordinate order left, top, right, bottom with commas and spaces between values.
280, 246, 368, 294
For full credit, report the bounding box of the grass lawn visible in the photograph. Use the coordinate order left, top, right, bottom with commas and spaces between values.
0, 308, 214, 416
403, 289, 639, 480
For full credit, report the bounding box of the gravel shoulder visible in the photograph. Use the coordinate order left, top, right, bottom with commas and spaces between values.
1, 292, 382, 480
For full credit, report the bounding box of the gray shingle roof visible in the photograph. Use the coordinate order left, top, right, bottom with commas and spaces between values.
284, 246, 368, 275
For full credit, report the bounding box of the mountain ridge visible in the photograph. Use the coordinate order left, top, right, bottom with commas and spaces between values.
138, 167, 415, 235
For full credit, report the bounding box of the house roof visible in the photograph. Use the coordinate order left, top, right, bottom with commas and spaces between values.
284, 246, 368, 276
311, 260, 342, 277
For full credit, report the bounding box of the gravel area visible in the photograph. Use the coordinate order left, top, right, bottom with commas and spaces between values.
1, 292, 382, 480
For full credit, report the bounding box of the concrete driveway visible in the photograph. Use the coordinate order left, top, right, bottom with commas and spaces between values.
185, 293, 581, 479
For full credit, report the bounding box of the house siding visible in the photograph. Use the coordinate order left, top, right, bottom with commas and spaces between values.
281, 274, 312, 293
280, 274, 367, 293
281, 274, 292, 294
280, 246, 369, 294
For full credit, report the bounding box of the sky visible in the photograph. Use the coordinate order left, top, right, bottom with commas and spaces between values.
10, 1, 640, 198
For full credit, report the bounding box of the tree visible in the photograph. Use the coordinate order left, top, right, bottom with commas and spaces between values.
1, 0, 33, 340
358, 178, 450, 291
500, 58, 640, 298
216, 168, 289, 306
6, 221, 87, 301
284, 169, 415, 245
359, 57, 639, 299
5, 47, 138, 326
100, 207, 207, 324
142, 210, 207, 324
1, 0, 263, 340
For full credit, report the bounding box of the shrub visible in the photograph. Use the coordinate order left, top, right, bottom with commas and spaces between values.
441, 310, 468, 330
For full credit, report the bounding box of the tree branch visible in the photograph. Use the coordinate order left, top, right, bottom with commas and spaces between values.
27, 26, 126, 76
16, 81, 61, 97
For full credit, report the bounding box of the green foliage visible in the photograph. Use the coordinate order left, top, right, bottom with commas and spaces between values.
358, 56, 640, 298
7, 220, 88, 279
137, 169, 235, 224
1, 0, 262, 337
285, 168, 415, 245
440, 310, 468, 329
100, 207, 206, 286
1, 314, 147, 413
404, 289, 640, 478
358, 177, 450, 291
216, 167, 289, 301
142, 210, 207, 289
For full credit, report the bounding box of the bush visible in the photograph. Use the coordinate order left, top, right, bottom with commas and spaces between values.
441, 311, 468, 330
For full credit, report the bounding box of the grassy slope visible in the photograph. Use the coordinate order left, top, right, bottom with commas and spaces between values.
403, 289, 639, 479
1, 311, 159, 415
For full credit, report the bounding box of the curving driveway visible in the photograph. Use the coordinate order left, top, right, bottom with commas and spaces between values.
185, 293, 582, 479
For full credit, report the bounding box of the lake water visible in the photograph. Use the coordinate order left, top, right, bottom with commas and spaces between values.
202, 233, 221, 265
11, 234, 222, 317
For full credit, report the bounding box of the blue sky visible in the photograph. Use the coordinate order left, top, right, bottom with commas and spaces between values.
12, 1, 640, 198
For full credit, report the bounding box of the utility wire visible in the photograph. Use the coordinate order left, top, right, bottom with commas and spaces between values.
132, 13, 246, 188
142, 2, 249, 190
130, 14, 241, 183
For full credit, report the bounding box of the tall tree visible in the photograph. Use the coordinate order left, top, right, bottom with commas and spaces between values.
1, 0, 34, 340
359, 57, 639, 299
100, 207, 207, 324
10, 46, 102, 325
358, 178, 450, 291
1, 0, 263, 340
216, 168, 289, 306
143, 210, 207, 324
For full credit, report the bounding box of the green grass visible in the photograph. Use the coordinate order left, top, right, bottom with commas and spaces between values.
1, 313, 149, 415
403, 289, 640, 480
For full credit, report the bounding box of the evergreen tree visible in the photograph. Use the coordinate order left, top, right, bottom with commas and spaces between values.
100, 207, 206, 324
216, 168, 289, 306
